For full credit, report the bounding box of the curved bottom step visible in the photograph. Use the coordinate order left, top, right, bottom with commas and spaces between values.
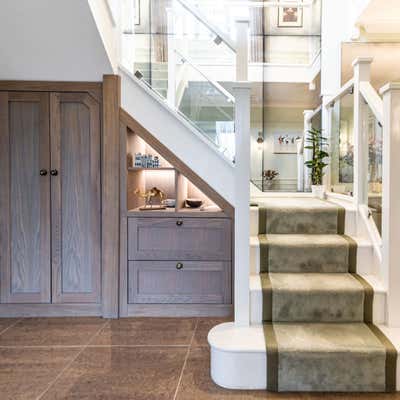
209, 322, 400, 392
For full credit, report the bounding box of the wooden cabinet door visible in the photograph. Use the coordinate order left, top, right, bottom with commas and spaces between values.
50, 93, 101, 303
0, 92, 51, 303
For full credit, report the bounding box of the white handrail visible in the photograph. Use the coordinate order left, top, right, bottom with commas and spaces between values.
175, 0, 237, 53
304, 105, 322, 123
359, 81, 384, 125
174, 49, 236, 103
323, 78, 354, 108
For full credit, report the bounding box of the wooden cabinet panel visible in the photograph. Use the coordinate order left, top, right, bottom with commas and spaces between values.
128, 217, 231, 261
50, 93, 101, 303
0, 92, 51, 303
128, 261, 231, 304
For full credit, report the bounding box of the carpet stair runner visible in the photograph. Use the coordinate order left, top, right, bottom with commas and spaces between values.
258, 199, 396, 392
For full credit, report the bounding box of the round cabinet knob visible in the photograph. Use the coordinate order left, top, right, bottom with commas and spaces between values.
176, 262, 183, 270
39, 169, 48, 176
176, 220, 183, 226
50, 169, 58, 176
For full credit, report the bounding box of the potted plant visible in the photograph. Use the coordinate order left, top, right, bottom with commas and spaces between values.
304, 128, 329, 199
262, 169, 279, 189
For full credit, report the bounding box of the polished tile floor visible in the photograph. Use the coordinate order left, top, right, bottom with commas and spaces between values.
0, 317, 399, 400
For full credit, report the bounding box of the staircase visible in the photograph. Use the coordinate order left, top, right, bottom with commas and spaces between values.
209, 198, 398, 392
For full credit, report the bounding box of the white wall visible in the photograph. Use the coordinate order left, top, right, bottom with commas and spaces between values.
263, 107, 303, 181
0, 0, 114, 81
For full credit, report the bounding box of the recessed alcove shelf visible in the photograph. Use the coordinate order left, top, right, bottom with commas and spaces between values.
125, 127, 225, 216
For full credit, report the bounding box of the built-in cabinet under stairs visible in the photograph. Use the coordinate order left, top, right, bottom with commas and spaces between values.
209, 198, 398, 392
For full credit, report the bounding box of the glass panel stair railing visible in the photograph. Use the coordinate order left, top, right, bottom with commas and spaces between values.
364, 100, 383, 235
131, 0, 237, 161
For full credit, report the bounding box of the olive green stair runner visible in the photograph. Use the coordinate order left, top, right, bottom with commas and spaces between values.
258, 199, 397, 392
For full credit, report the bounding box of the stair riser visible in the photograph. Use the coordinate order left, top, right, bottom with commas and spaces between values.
250, 276, 386, 325
249, 238, 375, 275
278, 352, 385, 392
250, 206, 357, 237
268, 290, 364, 322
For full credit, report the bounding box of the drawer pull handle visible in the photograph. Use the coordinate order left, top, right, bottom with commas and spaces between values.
176, 220, 183, 226
176, 262, 183, 270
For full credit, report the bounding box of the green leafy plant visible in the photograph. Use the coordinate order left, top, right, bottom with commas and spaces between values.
304, 128, 329, 186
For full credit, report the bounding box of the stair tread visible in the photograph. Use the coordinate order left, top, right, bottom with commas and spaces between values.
262, 272, 364, 292
257, 197, 340, 211
258, 233, 351, 246
260, 273, 365, 322
268, 322, 384, 352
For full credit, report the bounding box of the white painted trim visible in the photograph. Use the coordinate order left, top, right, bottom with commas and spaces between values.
359, 81, 383, 124
118, 65, 235, 166
103, 0, 117, 27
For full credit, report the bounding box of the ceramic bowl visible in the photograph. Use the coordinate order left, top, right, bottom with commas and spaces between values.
185, 198, 203, 208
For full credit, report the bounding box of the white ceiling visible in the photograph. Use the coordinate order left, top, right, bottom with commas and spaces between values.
342, 42, 400, 90
356, 0, 400, 34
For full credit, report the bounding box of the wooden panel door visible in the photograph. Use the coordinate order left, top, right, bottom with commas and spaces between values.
0, 92, 51, 303
50, 93, 101, 303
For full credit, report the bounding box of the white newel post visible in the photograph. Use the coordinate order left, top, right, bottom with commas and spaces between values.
235, 19, 249, 81
380, 83, 400, 327
303, 110, 313, 191
233, 83, 252, 327
233, 18, 250, 327
352, 57, 373, 207
166, 8, 176, 108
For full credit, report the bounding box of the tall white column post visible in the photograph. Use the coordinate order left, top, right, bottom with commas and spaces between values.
352, 57, 373, 207
233, 18, 250, 326
380, 83, 400, 327
233, 83, 252, 327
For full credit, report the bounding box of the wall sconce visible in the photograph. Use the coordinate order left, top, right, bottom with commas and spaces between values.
257, 131, 264, 151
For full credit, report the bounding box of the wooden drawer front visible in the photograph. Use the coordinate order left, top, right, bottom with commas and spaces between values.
128, 261, 231, 304
128, 218, 231, 261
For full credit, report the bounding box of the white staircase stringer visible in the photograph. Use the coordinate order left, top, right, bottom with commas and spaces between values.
119, 66, 235, 206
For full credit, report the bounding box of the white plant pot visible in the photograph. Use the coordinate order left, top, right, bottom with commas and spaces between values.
311, 185, 325, 199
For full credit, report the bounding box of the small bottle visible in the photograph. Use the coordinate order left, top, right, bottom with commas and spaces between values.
135, 153, 142, 167
154, 156, 159, 168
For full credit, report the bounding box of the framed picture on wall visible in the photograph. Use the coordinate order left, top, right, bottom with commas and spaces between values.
273, 133, 301, 154
278, 0, 303, 28
134, 0, 140, 25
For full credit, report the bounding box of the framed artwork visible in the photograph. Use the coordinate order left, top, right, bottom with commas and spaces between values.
278, 0, 303, 28
273, 133, 301, 154
134, 0, 140, 25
